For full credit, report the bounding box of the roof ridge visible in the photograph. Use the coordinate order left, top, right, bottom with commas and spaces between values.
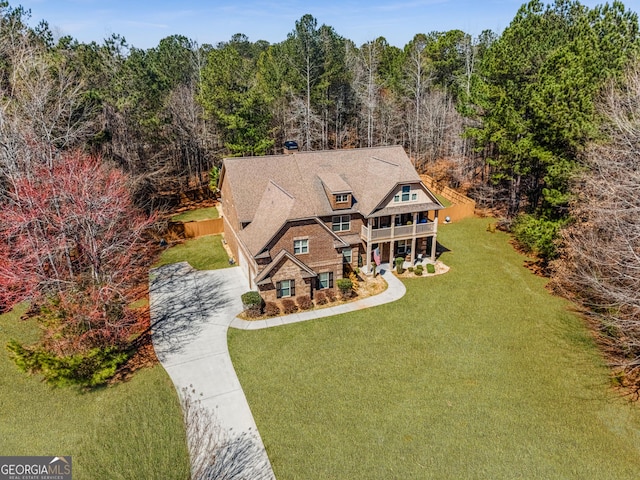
370, 155, 399, 167
269, 179, 294, 199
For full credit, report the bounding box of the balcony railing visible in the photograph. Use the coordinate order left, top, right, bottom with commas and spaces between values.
360, 221, 436, 242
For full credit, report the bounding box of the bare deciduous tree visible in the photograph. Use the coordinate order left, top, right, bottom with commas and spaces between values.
552, 63, 640, 395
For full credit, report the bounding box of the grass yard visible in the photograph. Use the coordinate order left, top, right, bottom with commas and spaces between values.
154, 234, 230, 270
0, 305, 190, 480
171, 205, 219, 222
229, 217, 640, 479
434, 192, 452, 207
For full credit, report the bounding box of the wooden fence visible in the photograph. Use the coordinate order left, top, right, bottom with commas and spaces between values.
420, 174, 476, 223
168, 218, 224, 239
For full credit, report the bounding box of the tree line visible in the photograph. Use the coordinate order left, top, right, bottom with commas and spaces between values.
1, 0, 640, 390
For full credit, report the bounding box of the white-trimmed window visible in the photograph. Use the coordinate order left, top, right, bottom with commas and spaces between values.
396, 240, 410, 255
395, 185, 414, 203
336, 194, 349, 203
401, 185, 411, 202
342, 248, 353, 263
317, 272, 334, 289
276, 279, 295, 298
332, 215, 351, 232
294, 239, 309, 254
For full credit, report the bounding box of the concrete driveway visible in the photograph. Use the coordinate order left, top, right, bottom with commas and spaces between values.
150, 262, 274, 479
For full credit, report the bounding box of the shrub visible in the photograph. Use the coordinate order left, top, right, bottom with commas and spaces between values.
264, 302, 280, 317
337, 278, 353, 299
414, 265, 423, 276
426, 263, 436, 274
297, 295, 312, 310
241, 291, 263, 317
314, 291, 327, 305
348, 271, 359, 292
244, 306, 263, 318
241, 291, 262, 309
408, 266, 414, 273
512, 214, 564, 261
325, 289, 337, 302
7, 341, 129, 387
282, 298, 298, 314
395, 257, 405, 274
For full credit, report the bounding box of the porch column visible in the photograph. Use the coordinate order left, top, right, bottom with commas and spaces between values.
389, 214, 396, 266
430, 235, 437, 260
410, 237, 416, 264
410, 212, 418, 264
366, 219, 372, 273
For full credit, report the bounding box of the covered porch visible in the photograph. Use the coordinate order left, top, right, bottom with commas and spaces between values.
360, 208, 439, 274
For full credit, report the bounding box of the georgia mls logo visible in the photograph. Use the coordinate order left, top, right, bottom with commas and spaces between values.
0, 456, 72, 480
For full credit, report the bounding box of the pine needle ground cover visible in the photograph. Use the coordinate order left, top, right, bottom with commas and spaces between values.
0, 305, 190, 480
229, 217, 640, 479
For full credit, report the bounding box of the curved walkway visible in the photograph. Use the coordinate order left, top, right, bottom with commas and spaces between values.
149, 262, 405, 479
230, 264, 405, 330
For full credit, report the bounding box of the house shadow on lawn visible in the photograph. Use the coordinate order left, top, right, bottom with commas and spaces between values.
435, 240, 451, 258
149, 262, 232, 360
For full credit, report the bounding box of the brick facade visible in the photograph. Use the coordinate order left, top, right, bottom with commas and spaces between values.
218, 147, 443, 305
259, 219, 344, 301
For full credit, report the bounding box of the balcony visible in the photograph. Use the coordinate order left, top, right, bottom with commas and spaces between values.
360, 221, 436, 242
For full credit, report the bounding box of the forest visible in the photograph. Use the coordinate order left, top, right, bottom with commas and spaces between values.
0, 0, 639, 390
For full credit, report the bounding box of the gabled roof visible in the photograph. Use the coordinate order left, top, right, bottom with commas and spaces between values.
239, 180, 295, 255
254, 250, 317, 286
220, 146, 443, 256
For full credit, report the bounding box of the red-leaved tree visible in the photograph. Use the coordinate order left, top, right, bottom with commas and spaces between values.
0, 150, 156, 354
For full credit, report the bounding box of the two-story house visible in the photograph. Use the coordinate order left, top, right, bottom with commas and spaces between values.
218, 146, 443, 303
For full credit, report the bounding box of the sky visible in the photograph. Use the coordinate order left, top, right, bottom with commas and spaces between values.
16, 0, 640, 50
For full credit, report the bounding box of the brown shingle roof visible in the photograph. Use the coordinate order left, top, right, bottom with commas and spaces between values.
317, 171, 352, 194
221, 146, 438, 256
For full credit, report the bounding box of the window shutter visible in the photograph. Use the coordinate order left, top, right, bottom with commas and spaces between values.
276, 281, 282, 299
329, 272, 334, 288
290, 279, 295, 296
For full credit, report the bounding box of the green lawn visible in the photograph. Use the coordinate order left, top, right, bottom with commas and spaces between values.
229, 217, 640, 479
0, 305, 190, 480
435, 192, 452, 207
171, 206, 219, 222
154, 234, 230, 270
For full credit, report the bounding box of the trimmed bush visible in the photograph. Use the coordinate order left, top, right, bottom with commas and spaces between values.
241, 291, 263, 317
264, 301, 280, 317
241, 291, 262, 309
297, 295, 312, 310
245, 306, 263, 318
337, 278, 353, 298
282, 298, 298, 314
314, 291, 327, 305
414, 265, 423, 276
426, 263, 436, 274
395, 257, 405, 274
325, 289, 337, 302
408, 266, 414, 273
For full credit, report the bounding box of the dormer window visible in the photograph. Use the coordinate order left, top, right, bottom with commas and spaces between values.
336, 193, 349, 203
